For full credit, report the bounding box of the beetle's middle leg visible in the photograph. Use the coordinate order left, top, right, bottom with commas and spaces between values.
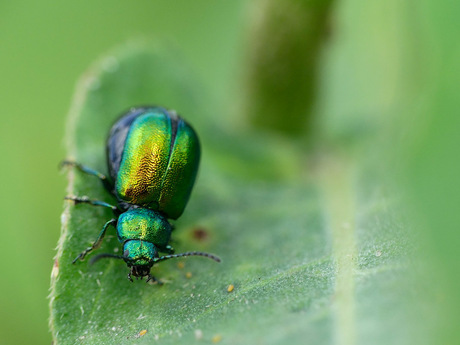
65, 196, 119, 215
72, 218, 117, 263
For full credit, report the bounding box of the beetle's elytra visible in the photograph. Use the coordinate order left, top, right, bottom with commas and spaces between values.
63, 106, 220, 283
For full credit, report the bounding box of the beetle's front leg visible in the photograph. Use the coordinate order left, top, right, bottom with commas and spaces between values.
73, 218, 117, 263
146, 274, 163, 285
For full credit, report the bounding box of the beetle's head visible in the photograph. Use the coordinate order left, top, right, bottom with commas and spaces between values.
89, 241, 221, 284
123, 240, 156, 281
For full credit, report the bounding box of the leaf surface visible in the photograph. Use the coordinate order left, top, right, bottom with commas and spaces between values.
50, 42, 417, 345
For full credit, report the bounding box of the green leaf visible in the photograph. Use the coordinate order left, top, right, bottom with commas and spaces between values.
49, 40, 419, 345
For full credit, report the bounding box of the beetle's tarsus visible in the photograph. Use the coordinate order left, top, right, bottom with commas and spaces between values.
65, 195, 90, 204
164, 245, 175, 254
72, 248, 91, 264
146, 275, 162, 285
72, 255, 82, 264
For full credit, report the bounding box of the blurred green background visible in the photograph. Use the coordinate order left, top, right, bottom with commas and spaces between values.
1, 0, 459, 344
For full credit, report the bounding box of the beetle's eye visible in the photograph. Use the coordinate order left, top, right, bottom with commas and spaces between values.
123, 250, 129, 257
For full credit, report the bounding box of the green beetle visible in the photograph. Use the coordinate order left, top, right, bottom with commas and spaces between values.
63, 106, 220, 283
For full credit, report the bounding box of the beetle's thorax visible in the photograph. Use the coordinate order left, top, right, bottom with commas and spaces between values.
117, 208, 172, 246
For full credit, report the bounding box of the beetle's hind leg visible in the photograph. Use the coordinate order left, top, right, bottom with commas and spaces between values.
72, 218, 117, 263
65, 196, 119, 215
61, 160, 113, 192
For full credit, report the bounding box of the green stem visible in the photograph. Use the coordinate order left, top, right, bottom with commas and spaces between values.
243, 0, 334, 136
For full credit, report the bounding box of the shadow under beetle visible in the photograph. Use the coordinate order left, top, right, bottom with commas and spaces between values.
63, 106, 220, 283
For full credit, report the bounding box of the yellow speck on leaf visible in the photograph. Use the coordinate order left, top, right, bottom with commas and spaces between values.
212, 334, 222, 343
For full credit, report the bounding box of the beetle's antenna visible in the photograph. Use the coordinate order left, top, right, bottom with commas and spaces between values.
154, 251, 221, 264
89, 253, 125, 265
